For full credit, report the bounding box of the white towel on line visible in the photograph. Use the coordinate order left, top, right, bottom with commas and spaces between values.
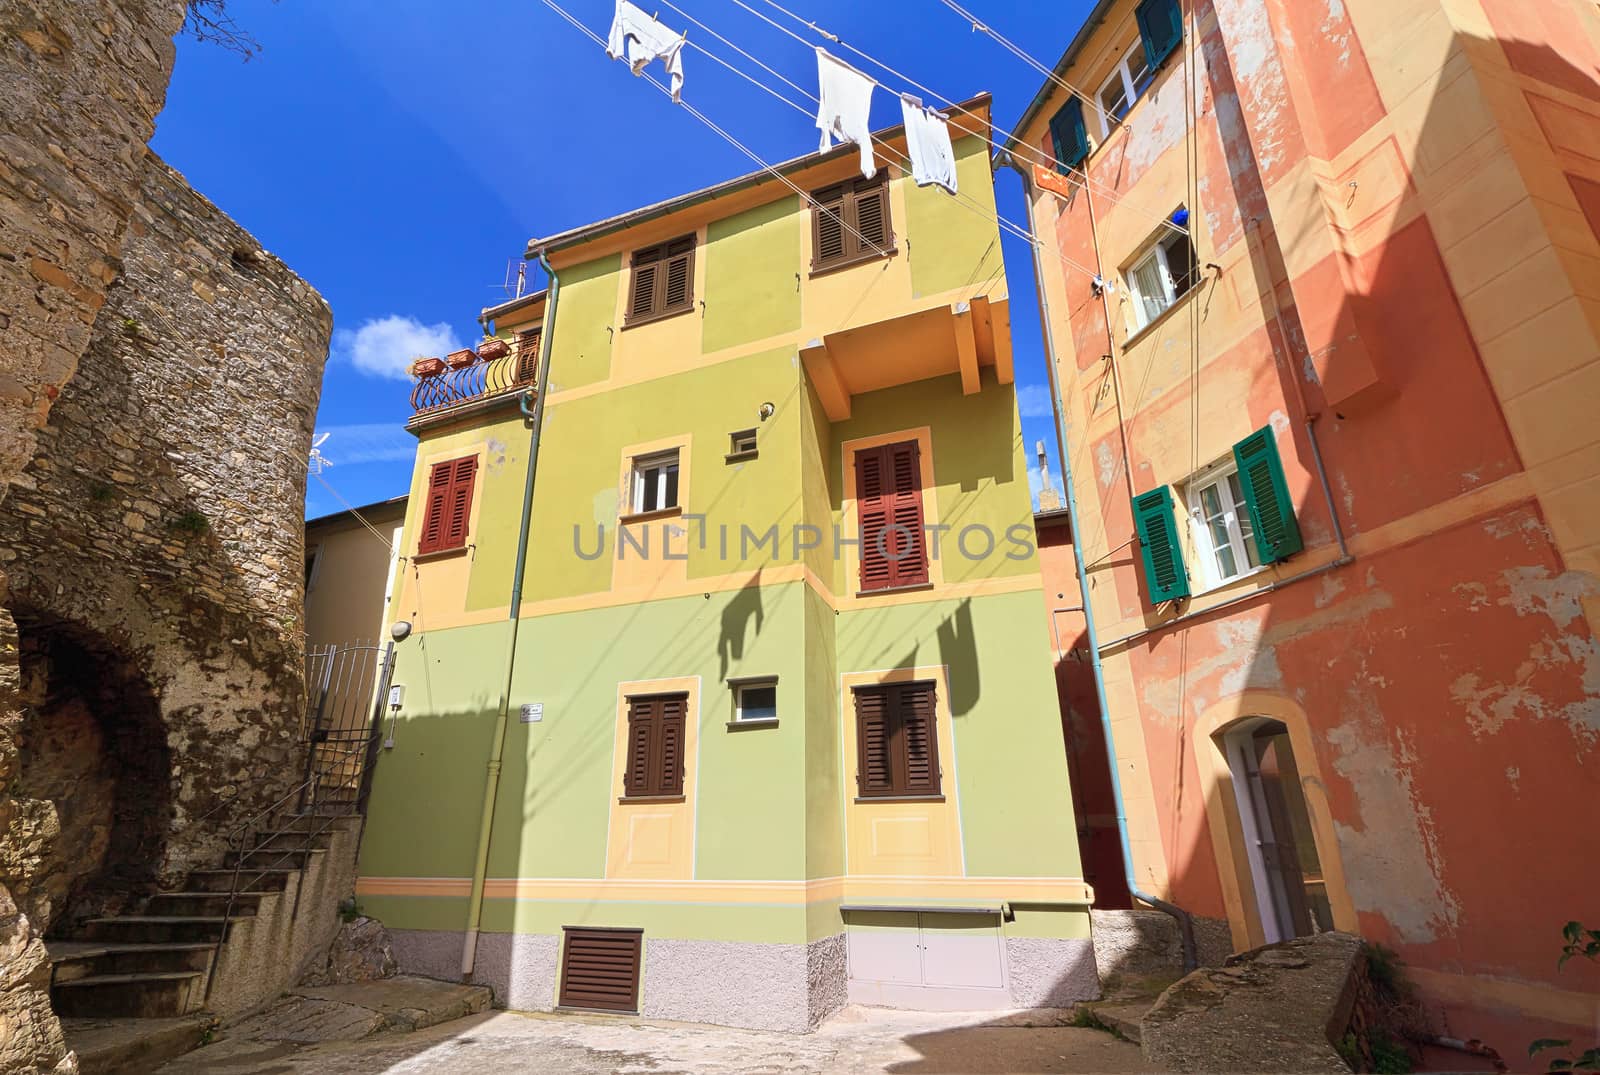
815, 48, 876, 179
606, 0, 687, 103
900, 94, 957, 195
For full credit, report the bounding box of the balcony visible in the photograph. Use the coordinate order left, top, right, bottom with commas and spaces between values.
408, 330, 540, 426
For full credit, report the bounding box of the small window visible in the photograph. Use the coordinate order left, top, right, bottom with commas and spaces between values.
812, 175, 893, 273
626, 235, 695, 325
622, 693, 688, 800
726, 428, 758, 461
1185, 460, 1263, 588
418, 455, 478, 555
731, 678, 778, 724
854, 681, 940, 799
1124, 214, 1198, 332
629, 449, 680, 515
1097, 42, 1157, 137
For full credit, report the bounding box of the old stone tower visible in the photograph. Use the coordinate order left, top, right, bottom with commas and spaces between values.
1, 2, 332, 1070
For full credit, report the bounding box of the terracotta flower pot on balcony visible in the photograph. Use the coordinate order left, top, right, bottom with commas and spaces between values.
446, 348, 479, 369
410, 357, 445, 378
477, 337, 510, 361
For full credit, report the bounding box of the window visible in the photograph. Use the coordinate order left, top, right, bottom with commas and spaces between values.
622, 693, 687, 799
418, 455, 478, 555
812, 174, 893, 273
854, 681, 940, 799
1097, 42, 1157, 137
730, 677, 778, 725
1186, 461, 1263, 587
727, 428, 758, 461
1135, 0, 1185, 71
1048, 97, 1089, 173
626, 235, 695, 325
513, 326, 541, 385
629, 449, 680, 515
1124, 215, 1198, 331
1132, 485, 1189, 603
855, 440, 929, 593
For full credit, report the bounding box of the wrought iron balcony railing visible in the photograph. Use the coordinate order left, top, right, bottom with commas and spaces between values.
409, 329, 540, 417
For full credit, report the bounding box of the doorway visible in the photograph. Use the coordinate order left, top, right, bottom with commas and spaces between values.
1221, 718, 1335, 944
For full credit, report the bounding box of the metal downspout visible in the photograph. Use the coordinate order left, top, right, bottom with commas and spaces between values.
997, 151, 1199, 972
460, 254, 561, 979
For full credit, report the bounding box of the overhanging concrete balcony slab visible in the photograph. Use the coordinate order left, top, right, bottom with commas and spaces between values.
801, 295, 1013, 421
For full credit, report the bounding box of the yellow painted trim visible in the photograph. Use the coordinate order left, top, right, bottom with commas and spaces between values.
1192, 692, 1359, 952
604, 675, 701, 881
838, 665, 966, 879
837, 426, 947, 607
355, 874, 1094, 905
801, 340, 853, 422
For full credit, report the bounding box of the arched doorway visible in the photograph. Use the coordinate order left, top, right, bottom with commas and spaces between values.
12, 608, 171, 933
1218, 717, 1335, 944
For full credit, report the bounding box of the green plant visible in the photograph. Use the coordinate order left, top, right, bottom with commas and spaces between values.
1369, 1031, 1413, 1074
1529, 923, 1600, 1072
338, 896, 362, 923
121, 317, 140, 337
171, 510, 209, 536
1336, 1032, 1362, 1069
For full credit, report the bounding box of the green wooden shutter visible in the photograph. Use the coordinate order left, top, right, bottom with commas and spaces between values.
1136, 0, 1184, 70
1233, 427, 1304, 562
1133, 486, 1189, 603
1048, 98, 1089, 174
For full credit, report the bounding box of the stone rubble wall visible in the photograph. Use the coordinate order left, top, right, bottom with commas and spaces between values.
0, 3, 189, 1070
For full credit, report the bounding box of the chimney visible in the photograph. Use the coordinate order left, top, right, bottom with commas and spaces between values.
1036, 440, 1063, 512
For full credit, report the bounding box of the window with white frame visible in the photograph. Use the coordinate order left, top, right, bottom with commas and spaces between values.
630, 449, 680, 514
1097, 42, 1156, 137
1185, 459, 1263, 587
731, 677, 778, 724
1124, 215, 1198, 332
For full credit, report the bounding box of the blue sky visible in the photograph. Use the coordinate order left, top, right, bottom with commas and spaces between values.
151, 0, 1092, 519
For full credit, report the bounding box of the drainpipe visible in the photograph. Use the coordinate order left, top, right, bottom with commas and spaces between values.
460, 253, 560, 979
997, 151, 1199, 973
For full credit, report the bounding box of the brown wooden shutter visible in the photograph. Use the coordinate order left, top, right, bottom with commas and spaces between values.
629, 254, 659, 320
443, 457, 477, 550
856, 446, 893, 592
663, 237, 694, 312
899, 682, 940, 795
623, 697, 656, 799
854, 686, 894, 796
658, 694, 686, 796
852, 176, 890, 250
627, 236, 695, 323
885, 441, 928, 587
418, 461, 452, 554
813, 183, 847, 269
514, 327, 542, 384
558, 927, 642, 1012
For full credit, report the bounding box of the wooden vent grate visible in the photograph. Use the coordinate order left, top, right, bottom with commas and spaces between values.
558, 927, 643, 1012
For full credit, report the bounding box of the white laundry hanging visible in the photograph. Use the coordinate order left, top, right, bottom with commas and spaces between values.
815, 48, 876, 179
606, 0, 687, 103
899, 94, 957, 195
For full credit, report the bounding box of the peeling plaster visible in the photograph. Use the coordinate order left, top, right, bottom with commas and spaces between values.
1314, 574, 1345, 609
1096, 439, 1117, 491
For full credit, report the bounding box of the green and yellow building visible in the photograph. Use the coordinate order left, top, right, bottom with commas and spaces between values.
357, 96, 1096, 1030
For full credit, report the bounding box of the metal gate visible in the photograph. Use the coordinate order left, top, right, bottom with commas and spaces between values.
301, 641, 395, 814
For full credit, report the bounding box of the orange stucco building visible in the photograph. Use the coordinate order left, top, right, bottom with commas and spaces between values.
1009, 0, 1600, 1054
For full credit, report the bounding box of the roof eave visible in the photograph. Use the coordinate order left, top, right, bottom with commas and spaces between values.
1002, 0, 1120, 156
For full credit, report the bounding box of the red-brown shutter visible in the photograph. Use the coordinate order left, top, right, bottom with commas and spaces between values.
899, 682, 940, 795
418, 461, 453, 554
857, 447, 893, 592
658, 694, 686, 796
885, 441, 928, 586
443, 457, 477, 550
624, 697, 656, 798
559, 927, 642, 1012
514, 327, 542, 384
855, 687, 893, 796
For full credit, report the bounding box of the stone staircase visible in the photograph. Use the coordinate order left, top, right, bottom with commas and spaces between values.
46, 806, 362, 1072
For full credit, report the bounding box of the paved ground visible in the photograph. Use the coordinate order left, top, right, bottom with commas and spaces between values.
158, 1004, 1156, 1074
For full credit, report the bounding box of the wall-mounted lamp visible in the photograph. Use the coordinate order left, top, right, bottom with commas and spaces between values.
758, 402, 776, 422
390, 620, 413, 642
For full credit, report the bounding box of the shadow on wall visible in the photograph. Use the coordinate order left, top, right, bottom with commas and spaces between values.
718, 566, 765, 681
1116, 8, 1600, 1056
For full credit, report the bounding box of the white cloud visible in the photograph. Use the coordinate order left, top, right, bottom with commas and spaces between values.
1028, 461, 1044, 511
314, 423, 417, 466
336, 315, 463, 380
1015, 383, 1055, 418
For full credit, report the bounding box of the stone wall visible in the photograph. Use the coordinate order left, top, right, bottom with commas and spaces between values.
1, 3, 190, 1068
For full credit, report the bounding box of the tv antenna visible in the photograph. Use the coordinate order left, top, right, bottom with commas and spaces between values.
309, 432, 332, 475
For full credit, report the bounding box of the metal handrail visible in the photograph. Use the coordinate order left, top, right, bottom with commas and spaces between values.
410, 342, 537, 416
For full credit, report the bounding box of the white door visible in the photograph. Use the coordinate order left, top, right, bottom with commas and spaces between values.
845, 910, 1009, 1009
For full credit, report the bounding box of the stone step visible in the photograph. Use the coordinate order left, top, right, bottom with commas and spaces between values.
245, 829, 336, 852
50, 970, 206, 1019
185, 867, 296, 893
222, 845, 325, 870
271, 811, 360, 833
82, 915, 241, 945
1086, 999, 1156, 1045
145, 890, 273, 917
62, 1015, 212, 1075
47, 940, 214, 982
